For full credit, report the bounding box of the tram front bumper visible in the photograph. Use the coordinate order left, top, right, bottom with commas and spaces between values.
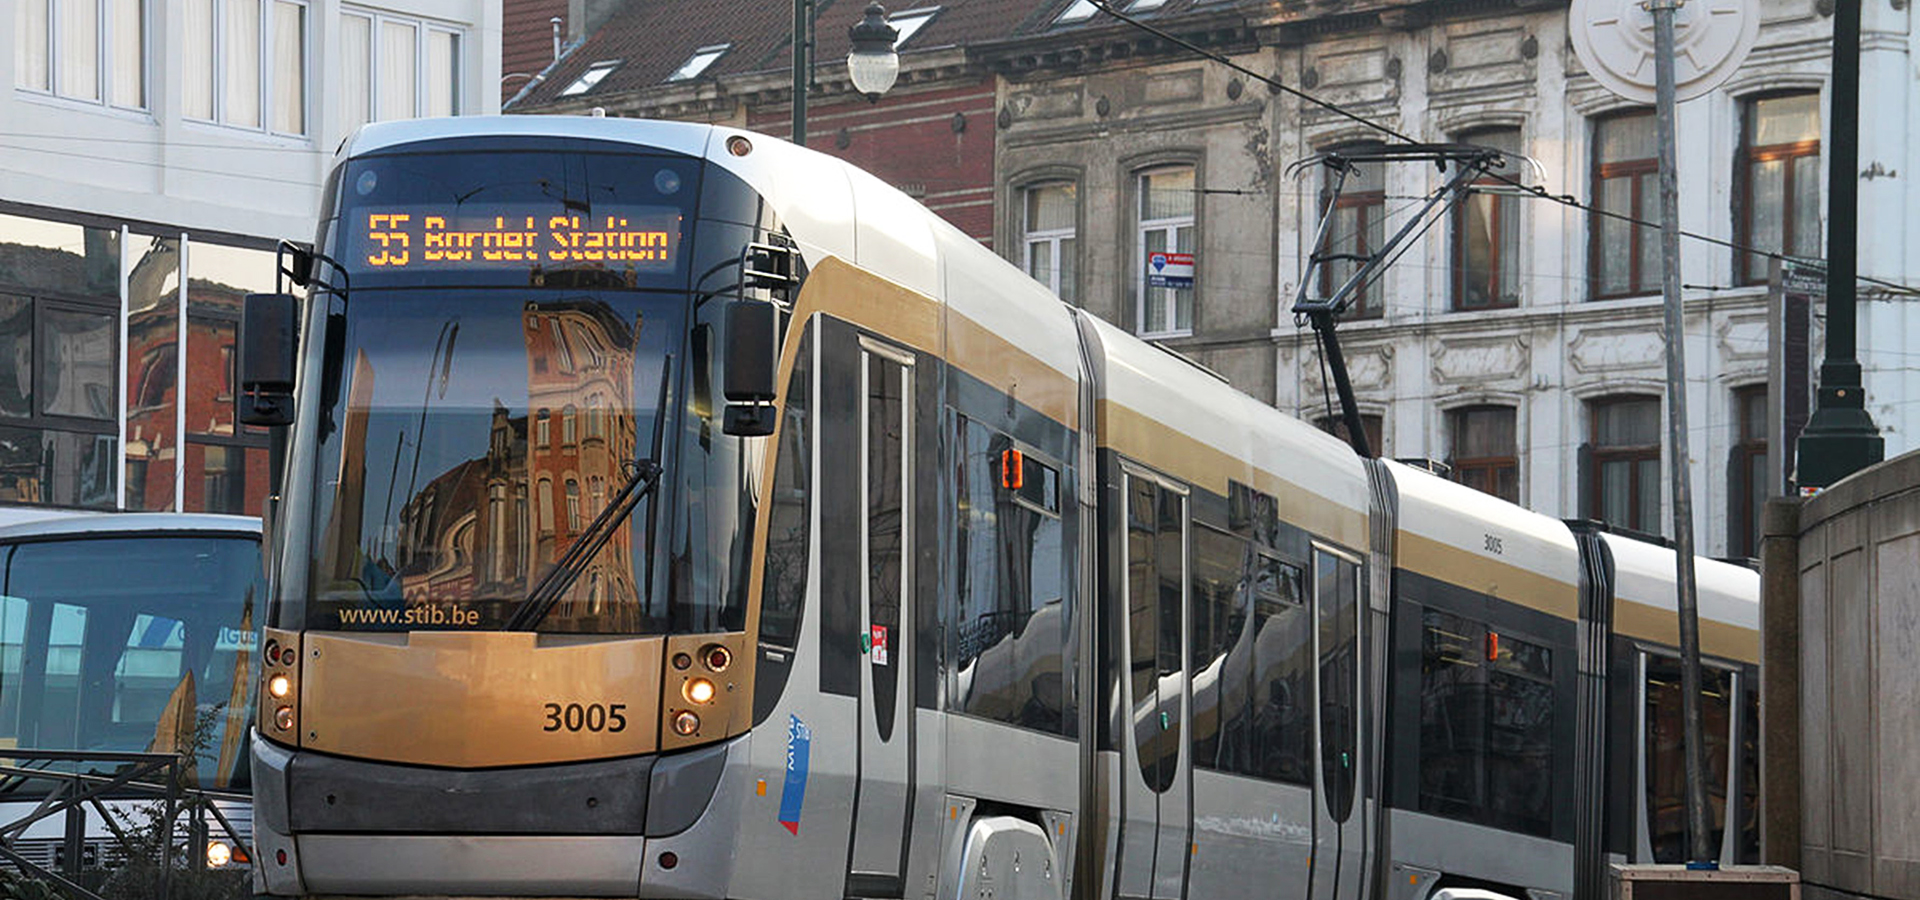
250, 730, 743, 898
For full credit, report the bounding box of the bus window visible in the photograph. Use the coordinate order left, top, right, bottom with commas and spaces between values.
0, 534, 259, 791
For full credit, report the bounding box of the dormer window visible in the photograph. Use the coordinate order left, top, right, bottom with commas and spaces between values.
559, 60, 620, 96
888, 8, 941, 48
1055, 0, 1099, 24
666, 44, 730, 82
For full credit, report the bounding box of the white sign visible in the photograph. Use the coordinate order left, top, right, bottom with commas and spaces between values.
1147, 251, 1195, 289
1569, 0, 1757, 104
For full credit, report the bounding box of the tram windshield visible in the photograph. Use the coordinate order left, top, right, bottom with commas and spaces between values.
302, 143, 761, 636
0, 533, 260, 792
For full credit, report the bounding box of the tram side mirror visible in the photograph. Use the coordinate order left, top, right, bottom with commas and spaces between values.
239, 293, 300, 427
722, 299, 779, 437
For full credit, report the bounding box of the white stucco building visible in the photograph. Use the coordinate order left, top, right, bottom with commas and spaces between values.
0, 0, 500, 513
989, 0, 1917, 558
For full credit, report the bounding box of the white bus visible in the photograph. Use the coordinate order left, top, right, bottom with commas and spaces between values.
0, 511, 262, 879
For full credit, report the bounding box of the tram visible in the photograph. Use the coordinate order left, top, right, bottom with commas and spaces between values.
243, 117, 1759, 900
0, 510, 262, 875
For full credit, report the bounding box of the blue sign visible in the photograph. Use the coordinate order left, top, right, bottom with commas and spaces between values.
1147, 251, 1195, 289
778, 714, 812, 834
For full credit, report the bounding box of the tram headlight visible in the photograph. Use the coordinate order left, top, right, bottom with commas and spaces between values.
206, 840, 233, 868
267, 673, 292, 699
274, 705, 295, 732
672, 710, 701, 736
684, 678, 716, 705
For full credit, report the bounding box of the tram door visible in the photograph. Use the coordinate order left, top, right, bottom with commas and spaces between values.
849, 339, 915, 889
1117, 469, 1192, 900
1310, 547, 1364, 900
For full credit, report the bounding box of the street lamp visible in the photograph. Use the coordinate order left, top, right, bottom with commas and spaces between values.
791, 1, 899, 146
846, 4, 901, 97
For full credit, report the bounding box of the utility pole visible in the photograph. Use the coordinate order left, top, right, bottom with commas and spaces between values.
1648, 0, 1713, 865
1796, 0, 1883, 488
792, 0, 813, 146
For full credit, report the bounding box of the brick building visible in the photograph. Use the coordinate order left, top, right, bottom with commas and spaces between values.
503, 0, 1040, 244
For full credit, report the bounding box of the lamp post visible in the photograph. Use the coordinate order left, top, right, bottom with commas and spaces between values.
792, 1, 899, 146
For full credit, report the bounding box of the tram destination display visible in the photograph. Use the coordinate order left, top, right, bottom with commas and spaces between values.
351, 205, 681, 271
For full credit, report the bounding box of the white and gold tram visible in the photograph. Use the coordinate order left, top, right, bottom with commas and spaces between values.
243, 117, 1760, 900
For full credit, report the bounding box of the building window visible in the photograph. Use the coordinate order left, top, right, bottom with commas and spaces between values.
665, 46, 724, 82
183, 0, 305, 134
1449, 405, 1518, 504
561, 59, 619, 94
1591, 110, 1658, 299
341, 8, 462, 130
886, 8, 941, 47
16, 0, 146, 109
1588, 395, 1661, 534
1454, 128, 1523, 310
1737, 93, 1821, 285
1320, 144, 1387, 318
1729, 385, 1768, 558
1135, 166, 1195, 337
1022, 181, 1077, 304
1315, 413, 1384, 456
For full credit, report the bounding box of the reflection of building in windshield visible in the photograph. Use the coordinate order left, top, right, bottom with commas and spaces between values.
385, 300, 641, 629
523, 301, 640, 629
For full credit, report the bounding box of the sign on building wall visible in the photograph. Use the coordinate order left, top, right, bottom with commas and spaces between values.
1147, 251, 1194, 289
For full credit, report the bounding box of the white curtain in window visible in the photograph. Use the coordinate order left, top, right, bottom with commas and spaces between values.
271, 1, 304, 133
183, 0, 213, 118
109, 0, 142, 107
379, 20, 417, 121
224, 0, 261, 127
426, 30, 457, 117
60, 0, 101, 100
18, 0, 51, 91
339, 13, 371, 131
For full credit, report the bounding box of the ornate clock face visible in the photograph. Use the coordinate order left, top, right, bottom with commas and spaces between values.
1570, 0, 1759, 103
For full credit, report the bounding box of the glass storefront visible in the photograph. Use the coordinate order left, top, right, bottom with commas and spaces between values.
0, 209, 275, 515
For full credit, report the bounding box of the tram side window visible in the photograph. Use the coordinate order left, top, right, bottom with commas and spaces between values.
1419, 609, 1555, 836
952, 416, 1070, 736
1644, 654, 1733, 862
1420, 610, 1488, 818
1190, 524, 1245, 769
1486, 629, 1554, 835
757, 328, 812, 650
1247, 554, 1310, 784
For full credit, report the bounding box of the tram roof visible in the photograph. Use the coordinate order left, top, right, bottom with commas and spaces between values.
0, 511, 261, 542
339, 116, 720, 160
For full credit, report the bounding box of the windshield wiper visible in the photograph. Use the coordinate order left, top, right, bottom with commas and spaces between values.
508, 355, 673, 632
507, 456, 664, 631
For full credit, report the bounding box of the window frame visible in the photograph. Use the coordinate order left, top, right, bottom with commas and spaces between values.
1020, 180, 1078, 304
1447, 404, 1519, 504
183, 0, 308, 136
341, 6, 465, 126
1728, 384, 1768, 559
886, 8, 941, 48
664, 45, 726, 83
1587, 395, 1662, 534
1735, 92, 1821, 286
1451, 128, 1524, 311
16, 0, 149, 111
1590, 110, 1659, 300
1133, 164, 1197, 339
1318, 144, 1388, 319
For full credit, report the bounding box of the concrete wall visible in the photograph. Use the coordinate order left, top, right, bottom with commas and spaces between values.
1770, 449, 1920, 900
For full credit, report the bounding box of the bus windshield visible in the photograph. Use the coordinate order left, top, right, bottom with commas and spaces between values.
0, 534, 260, 792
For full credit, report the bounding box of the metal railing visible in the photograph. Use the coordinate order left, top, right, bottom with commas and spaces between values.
0, 748, 249, 900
